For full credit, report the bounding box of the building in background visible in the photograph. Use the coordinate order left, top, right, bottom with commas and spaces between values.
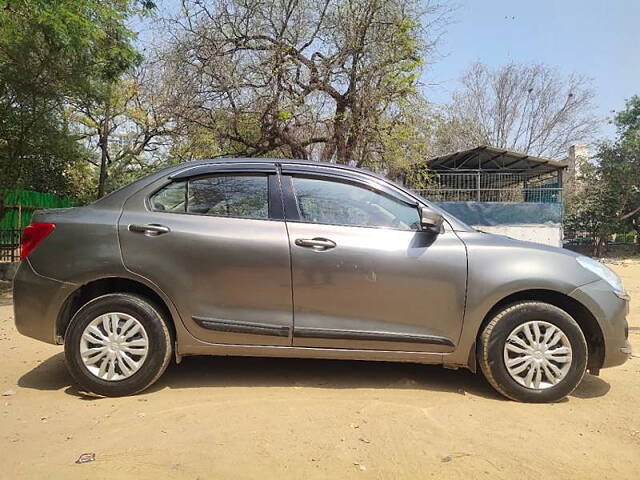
410, 146, 566, 247
565, 144, 590, 184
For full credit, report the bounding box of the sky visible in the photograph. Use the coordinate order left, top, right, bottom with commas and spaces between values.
423, 0, 640, 139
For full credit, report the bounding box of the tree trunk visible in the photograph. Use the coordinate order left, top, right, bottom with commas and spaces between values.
0, 191, 5, 225
96, 109, 111, 199
594, 235, 606, 257
97, 136, 108, 199
633, 218, 640, 254
320, 141, 336, 163
333, 102, 348, 164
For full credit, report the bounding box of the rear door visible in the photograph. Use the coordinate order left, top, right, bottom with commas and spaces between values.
282, 166, 467, 352
118, 163, 294, 346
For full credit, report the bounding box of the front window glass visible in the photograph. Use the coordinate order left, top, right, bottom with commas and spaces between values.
291, 176, 420, 230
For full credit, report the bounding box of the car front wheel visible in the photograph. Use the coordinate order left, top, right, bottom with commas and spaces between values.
478, 301, 588, 403
64, 293, 172, 397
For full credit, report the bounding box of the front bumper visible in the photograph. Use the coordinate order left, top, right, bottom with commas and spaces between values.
570, 280, 631, 369
13, 260, 75, 344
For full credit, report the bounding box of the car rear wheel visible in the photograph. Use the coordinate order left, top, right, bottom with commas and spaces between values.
64, 293, 172, 397
478, 301, 588, 403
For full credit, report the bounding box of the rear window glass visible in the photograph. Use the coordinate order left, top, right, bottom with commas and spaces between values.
150, 174, 268, 219
150, 181, 186, 213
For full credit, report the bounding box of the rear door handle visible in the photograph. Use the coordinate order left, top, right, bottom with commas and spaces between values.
128, 224, 171, 236
294, 237, 336, 250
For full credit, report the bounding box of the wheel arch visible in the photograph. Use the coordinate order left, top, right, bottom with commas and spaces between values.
473, 289, 605, 374
56, 276, 178, 344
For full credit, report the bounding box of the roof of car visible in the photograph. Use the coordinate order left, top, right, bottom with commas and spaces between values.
178, 156, 374, 170
184, 157, 345, 165
168, 157, 390, 181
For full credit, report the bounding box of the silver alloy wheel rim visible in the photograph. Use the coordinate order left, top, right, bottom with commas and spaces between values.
80, 312, 149, 381
503, 320, 573, 390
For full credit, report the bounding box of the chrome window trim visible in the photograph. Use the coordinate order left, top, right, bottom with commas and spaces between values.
146, 170, 280, 221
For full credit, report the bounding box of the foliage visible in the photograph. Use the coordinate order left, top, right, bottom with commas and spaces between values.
168, 126, 222, 163
565, 95, 640, 255
564, 163, 622, 256
0, 0, 148, 211
161, 0, 449, 173
600, 96, 640, 239
0, 0, 142, 102
1, 0, 615, 208
70, 63, 175, 197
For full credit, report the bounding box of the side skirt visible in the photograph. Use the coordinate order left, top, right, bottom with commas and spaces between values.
177, 342, 445, 365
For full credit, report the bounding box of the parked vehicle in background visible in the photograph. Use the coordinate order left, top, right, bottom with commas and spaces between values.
12, 159, 631, 402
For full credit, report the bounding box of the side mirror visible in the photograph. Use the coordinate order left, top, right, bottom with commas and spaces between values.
419, 207, 444, 234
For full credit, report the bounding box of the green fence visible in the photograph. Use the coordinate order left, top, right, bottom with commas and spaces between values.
0, 190, 74, 229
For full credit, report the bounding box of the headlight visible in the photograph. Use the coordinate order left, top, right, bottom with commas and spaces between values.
576, 256, 626, 296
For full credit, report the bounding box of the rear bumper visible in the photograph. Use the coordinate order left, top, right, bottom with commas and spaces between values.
13, 260, 75, 344
570, 280, 631, 369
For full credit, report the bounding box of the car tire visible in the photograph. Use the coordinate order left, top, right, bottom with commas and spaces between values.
478, 301, 588, 403
64, 293, 172, 397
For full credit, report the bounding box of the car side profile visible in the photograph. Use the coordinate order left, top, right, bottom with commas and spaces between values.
13, 159, 631, 402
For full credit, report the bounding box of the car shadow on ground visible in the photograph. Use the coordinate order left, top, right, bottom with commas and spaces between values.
0, 292, 12, 306
18, 352, 611, 402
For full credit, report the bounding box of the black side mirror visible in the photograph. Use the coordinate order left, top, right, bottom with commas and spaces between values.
419, 207, 444, 234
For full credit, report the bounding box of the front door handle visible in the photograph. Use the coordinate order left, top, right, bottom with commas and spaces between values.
294, 237, 336, 250
129, 224, 171, 236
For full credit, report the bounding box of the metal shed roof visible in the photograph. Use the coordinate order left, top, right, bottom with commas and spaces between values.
426, 145, 567, 174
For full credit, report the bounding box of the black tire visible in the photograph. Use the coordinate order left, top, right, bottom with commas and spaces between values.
478, 301, 588, 403
64, 293, 172, 397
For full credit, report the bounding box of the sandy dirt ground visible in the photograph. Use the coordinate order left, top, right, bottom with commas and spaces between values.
0, 261, 639, 479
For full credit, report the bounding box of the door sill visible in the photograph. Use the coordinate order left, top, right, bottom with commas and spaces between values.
178, 342, 445, 365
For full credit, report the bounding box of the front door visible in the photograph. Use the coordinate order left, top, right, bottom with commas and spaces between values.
283, 170, 467, 352
118, 164, 293, 346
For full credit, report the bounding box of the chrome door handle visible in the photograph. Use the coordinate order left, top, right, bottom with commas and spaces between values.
129, 224, 171, 236
294, 237, 336, 250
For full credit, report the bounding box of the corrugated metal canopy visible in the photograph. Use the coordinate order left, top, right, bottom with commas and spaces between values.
427, 145, 566, 173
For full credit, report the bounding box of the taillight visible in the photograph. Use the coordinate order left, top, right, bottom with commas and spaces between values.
20, 223, 55, 260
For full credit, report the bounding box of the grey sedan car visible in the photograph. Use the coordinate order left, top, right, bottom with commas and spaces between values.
13, 159, 631, 401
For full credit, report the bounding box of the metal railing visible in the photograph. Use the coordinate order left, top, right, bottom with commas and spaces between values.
0, 229, 22, 262
414, 172, 562, 203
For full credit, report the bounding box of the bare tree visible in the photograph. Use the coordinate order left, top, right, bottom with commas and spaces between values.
71, 63, 176, 197
448, 62, 600, 158
161, 0, 448, 167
